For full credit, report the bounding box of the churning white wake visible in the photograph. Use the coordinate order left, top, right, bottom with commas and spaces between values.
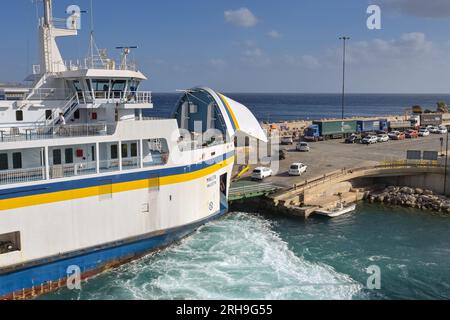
71, 213, 363, 300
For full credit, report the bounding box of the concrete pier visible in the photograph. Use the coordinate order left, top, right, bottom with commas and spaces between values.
231, 134, 449, 219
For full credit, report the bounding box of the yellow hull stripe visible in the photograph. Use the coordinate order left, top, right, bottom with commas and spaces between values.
0, 157, 235, 212
219, 93, 240, 131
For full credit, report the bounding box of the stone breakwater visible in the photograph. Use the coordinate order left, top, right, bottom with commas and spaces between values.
366, 186, 450, 215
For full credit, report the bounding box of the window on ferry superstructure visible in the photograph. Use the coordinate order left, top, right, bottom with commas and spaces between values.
111, 145, 118, 160
53, 150, 62, 165
16, 110, 23, 121
121, 144, 128, 158
131, 143, 138, 158
12, 152, 22, 169
0, 154, 8, 170
65, 148, 74, 164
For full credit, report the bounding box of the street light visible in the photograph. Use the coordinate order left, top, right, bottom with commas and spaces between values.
339, 36, 350, 120
444, 129, 449, 195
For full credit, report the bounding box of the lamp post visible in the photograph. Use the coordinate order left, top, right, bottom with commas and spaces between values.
339, 36, 350, 120
444, 129, 449, 196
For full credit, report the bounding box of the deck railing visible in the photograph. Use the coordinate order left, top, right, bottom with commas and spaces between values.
78, 91, 152, 105
0, 167, 45, 185
122, 157, 140, 170
99, 159, 120, 173
0, 123, 114, 143
49, 162, 97, 179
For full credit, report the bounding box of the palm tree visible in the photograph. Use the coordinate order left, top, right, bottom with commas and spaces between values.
437, 102, 449, 113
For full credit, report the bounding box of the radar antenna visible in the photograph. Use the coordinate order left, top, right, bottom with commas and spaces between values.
115, 46, 138, 70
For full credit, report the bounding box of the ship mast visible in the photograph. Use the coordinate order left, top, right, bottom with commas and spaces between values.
39, 0, 77, 74
43, 0, 53, 27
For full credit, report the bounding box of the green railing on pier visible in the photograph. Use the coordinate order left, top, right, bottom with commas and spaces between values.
229, 183, 281, 201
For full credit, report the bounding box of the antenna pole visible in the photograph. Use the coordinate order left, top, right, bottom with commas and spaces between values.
43, 0, 53, 27
89, 0, 94, 66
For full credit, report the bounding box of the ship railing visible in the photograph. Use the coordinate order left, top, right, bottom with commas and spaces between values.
49, 162, 97, 180
0, 167, 46, 186
99, 159, 120, 173
0, 123, 114, 143
63, 58, 138, 72
122, 157, 140, 170
25, 88, 72, 101
78, 91, 152, 104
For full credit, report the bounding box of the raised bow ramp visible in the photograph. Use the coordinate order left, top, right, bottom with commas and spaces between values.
174, 87, 267, 143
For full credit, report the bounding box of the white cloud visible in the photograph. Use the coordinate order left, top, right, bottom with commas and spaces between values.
283, 54, 321, 69
224, 8, 258, 28
267, 30, 282, 39
376, 0, 450, 18
208, 59, 226, 68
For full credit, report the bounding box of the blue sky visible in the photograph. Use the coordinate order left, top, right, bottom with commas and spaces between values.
2, 0, 450, 93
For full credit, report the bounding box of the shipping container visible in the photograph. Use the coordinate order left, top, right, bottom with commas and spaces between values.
420, 113, 443, 126
357, 120, 381, 133
389, 120, 412, 130
312, 120, 357, 139
379, 119, 389, 131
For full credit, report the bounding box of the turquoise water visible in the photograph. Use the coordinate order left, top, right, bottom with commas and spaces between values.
42, 204, 450, 300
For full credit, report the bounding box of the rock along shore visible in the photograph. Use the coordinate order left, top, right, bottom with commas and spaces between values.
365, 186, 450, 215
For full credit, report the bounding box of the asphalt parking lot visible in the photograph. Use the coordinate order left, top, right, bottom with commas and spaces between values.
239, 134, 446, 189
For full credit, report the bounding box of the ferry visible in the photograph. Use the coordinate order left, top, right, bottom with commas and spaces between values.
0, 0, 266, 299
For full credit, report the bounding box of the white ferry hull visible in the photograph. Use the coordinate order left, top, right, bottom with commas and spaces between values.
0, 153, 234, 299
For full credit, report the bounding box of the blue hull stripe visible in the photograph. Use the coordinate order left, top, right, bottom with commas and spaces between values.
0, 151, 235, 201
0, 208, 228, 298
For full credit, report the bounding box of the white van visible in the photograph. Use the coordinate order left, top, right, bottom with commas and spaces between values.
296, 142, 310, 152
288, 163, 308, 176
251, 167, 273, 180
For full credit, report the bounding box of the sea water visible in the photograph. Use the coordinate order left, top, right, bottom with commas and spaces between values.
148, 93, 450, 122
42, 204, 450, 300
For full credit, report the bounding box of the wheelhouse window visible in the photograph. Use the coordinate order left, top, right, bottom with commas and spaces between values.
111, 80, 126, 98
91, 79, 110, 92
16, 110, 23, 121
12, 152, 22, 169
0, 154, 8, 170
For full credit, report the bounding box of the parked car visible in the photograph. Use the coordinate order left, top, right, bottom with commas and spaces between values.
429, 127, 441, 134
405, 129, 419, 139
288, 163, 308, 176
278, 149, 287, 160
362, 135, 378, 144
251, 167, 273, 180
296, 142, 310, 152
418, 128, 430, 137
389, 131, 406, 140
281, 136, 294, 145
377, 134, 389, 143
345, 134, 361, 144
438, 126, 448, 134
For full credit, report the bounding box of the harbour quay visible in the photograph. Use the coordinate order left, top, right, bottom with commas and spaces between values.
231, 133, 449, 219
